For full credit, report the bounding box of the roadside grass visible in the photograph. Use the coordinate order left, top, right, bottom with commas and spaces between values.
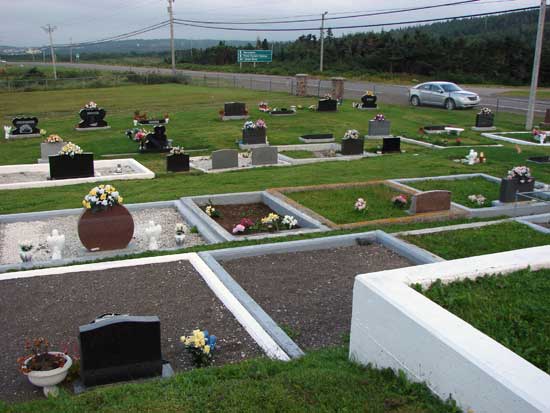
407, 176, 501, 208
0, 84, 549, 215
498, 90, 550, 99
286, 185, 409, 224
402, 221, 550, 259
419, 267, 550, 374
0, 346, 460, 413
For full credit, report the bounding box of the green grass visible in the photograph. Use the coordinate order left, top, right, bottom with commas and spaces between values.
0, 83, 549, 217
408, 177, 501, 208
287, 185, 409, 224
499, 90, 550, 99
496, 132, 543, 143
402, 221, 550, 259
420, 268, 550, 374
0, 346, 460, 413
282, 150, 317, 159
410, 133, 496, 147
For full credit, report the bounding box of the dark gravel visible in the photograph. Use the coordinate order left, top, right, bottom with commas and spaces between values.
222, 244, 414, 350
0, 260, 262, 403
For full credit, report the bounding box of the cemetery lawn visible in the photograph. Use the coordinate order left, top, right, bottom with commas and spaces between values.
281, 150, 319, 159
408, 177, 500, 208
496, 132, 543, 143
402, 221, 550, 259
0, 346, 460, 413
420, 267, 550, 374
286, 185, 409, 224
409, 133, 496, 147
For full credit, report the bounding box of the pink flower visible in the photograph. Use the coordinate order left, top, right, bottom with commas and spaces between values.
232, 224, 246, 234
239, 218, 254, 228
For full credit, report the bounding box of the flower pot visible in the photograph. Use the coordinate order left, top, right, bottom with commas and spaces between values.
499, 178, 535, 203
175, 233, 185, 246
49, 153, 94, 180
317, 99, 338, 112
368, 120, 391, 136
166, 153, 190, 172
19, 251, 33, 262
78, 204, 134, 251
242, 127, 267, 145
40, 142, 64, 162
475, 114, 494, 128
341, 136, 364, 155
25, 352, 72, 397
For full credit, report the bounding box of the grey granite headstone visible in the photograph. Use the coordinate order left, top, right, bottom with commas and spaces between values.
252, 146, 278, 165
212, 149, 238, 169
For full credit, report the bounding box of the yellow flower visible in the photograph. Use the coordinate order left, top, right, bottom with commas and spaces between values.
90, 189, 97, 196
203, 345, 210, 354
118, 197, 123, 204
85, 202, 91, 209
82, 200, 87, 207
100, 194, 107, 200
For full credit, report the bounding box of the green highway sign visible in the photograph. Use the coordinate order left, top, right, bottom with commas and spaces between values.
237, 50, 272, 63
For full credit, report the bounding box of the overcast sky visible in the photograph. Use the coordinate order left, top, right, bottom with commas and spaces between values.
0, 0, 541, 47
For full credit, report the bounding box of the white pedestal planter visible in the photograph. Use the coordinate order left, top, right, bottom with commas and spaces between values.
24, 353, 72, 397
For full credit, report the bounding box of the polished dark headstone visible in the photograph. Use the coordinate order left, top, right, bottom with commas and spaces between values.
140, 125, 171, 152
224, 102, 247, 116
78, 108, 108, 129
78, 315, 164, 387
382, 137, 401, 153
11, 117, 40, 135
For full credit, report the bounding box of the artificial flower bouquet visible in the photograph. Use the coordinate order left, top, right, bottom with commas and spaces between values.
84, 101, 98, 109
391, 194, 409, 209
44, 134, 63, 144
354, 198, 367, 212
372, 113, 385, 121
506, 166, 533, 183
82, 184, 123, 212
343, 129, 360, 140
242, 119, 267, 130
180, 329, 217, 367
58, 142, 83, 157
468, 194, 487, 206
478, 107, 492, 116
169, 146, 185, 155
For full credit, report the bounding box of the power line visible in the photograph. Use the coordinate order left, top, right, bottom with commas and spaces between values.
173, 6, 539, 32
172, 0, 498, 25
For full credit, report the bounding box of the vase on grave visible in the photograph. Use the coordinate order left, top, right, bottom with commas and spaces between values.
341, 136, 364, 155
166, 153, 190, 172
242, 127, 267, 145
499, 177, 535, 203
78, 204, 134, 251
368, 120, 391, 136
49, 153, 95, 180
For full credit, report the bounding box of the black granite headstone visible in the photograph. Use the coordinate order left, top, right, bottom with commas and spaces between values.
224, 102, 246, 117
382, 137, 401, 153
317, 99, 338, 112
10, 117, 40, 135
140, 125, 171, 152
361, 95, 377, 108
79, 315, 164, 387
78, 108, 108, 129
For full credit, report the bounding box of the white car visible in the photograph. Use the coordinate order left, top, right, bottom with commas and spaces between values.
409, 81, 480, 110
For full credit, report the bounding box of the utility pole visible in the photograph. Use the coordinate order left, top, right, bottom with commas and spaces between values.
70, 37, 73, 63
319, 11, 328, 72
167, 0, 176, 76
41, 24, 58, 80
42, 50, 45, 63
526, 0, 547, 130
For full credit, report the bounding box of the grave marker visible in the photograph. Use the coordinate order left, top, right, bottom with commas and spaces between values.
252, 146, 278, 165
9, 117, 40, 138
77, 107, 109, 130
212, 149, 238, 169
409, 190, 451, 214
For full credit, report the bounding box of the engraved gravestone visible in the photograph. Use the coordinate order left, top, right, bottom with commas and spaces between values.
252, 146, 278, 165
10, 117, 40, 136
361, 94, 377, 108
224, 102, 246, 117
78, 107, 108, 129
409, 190, 451, 214
140, 125, 170, 152
212, 149, 238, 169
382, 137, 401, 153
78, 315, 165, 387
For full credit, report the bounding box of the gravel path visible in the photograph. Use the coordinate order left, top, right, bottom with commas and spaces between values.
222, 244, 414, 350
0, 260, 263, 403
0, 207, 205, 265
0, 165, 139, 184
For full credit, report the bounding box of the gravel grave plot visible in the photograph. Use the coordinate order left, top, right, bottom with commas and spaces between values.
222, 244, 414, 350
0, 207, 205, 265
202, 203, 299, 236
0, 260, 263, 403
0, 165, 139, 184
190, 154, 285, 171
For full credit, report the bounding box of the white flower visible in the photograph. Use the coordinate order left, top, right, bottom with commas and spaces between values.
281, 215, 298, 229
354, 198, 367, 211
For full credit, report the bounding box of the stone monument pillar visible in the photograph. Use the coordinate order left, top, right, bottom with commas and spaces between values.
295, 74, 309, 97
331, 77, 345, 100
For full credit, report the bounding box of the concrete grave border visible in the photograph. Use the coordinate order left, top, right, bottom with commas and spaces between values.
515, 212, 550, 234
189, 153, 291, 174
370, 135, 504, 150
349, 245, 550, 413
0, 252, 289, 362
267, 180, 467, 230
178, 190, 330, 243
0, 199, 213, 274
482, 131, 550, 146
276, 143, 379, 165
391, 173, 550, 218
199, 229, 443, 360
0, 158, 155, 191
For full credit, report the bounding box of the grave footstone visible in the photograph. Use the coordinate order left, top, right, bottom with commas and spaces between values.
212, 149, 238, 169
76, 107, 109, 130
317, 98, 338, 112
9, 117, 40, 138
252, 146, 278, 165
77, 315, 171, 388
409, 190, 451, 214
382, 137, 401, 153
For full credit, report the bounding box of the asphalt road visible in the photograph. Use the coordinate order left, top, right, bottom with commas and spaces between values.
9, 61, 550, 115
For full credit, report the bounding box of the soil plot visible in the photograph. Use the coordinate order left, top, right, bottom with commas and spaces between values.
0, 260, 262, 402
222, 244, 413, 350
